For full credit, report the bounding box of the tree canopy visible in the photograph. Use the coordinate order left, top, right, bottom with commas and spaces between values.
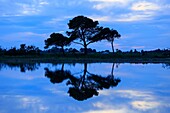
44, 33, 70, 54
67, 15, 103, 55
95, 27, 121, 53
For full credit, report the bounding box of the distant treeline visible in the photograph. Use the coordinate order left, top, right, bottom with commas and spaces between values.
0, 44, 41, 56
0, 44, 170, 58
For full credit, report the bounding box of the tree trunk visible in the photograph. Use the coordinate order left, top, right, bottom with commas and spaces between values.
61, 46, 65, 55
111, 41, 114, 54
111, 63, 115, 78
81, 63, 87, 88
84, 42, 87, 55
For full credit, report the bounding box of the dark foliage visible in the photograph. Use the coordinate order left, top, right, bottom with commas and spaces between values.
96, 27, 121, 53
67, 15, 103, 55
2, 44, 41, 56
44, 33, 70, 55
0, 63, 40, 72
44, 63, 121, 101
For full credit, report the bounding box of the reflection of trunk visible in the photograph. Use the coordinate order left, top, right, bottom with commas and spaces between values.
111, 63, 115, 78
81, 63, 87, 87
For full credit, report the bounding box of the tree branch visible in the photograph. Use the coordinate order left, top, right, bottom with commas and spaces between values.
87, 40, 94, 46
73, 41, 84, 46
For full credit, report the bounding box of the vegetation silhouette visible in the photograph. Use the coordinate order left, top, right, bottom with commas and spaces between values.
45, 63, 72, 83
44, 33, 71, 55
44, 63, 121, 101
66, 15, 105, 55
162, 63, 170, 69
0, 44, 41, 56
96, 27, 121, 53
0, 63, 40, 72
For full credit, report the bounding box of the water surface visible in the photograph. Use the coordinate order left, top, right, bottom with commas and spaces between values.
0, 63, 170, 113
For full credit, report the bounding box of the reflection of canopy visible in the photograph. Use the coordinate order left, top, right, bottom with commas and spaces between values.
44, 63, 121, 101
0, 63, 40, 72
88, 74, 121, 90
68, 87, 98, 101
44, 68, 71, 84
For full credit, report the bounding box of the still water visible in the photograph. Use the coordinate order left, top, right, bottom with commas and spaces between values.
0, 63, 170, 113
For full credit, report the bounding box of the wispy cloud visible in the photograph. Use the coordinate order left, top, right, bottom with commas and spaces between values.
89, 0, 133, 9
131, 101, 160, 111
131, 1, 161, 11
0, 0, 49, 16
117, 11, 157, 22
131, 46, 145, 49
89, 0, 132, 13
89, 16, 111, 22
88, 0, 169, 22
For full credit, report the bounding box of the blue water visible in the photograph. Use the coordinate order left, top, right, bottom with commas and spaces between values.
0, 63, 170, 113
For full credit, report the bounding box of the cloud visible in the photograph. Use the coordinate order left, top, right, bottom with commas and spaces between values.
131, 46, 145, 49
89, 0, 133, 10
0, 0, 49, 16
88, 0, 170, 22
115, 1, 161, 22
0, 95, 49, 112
99, 89, 155, 100
83, 109, 135, 113
83, 101, 136, 113
89, 16, 111, 22
97, 89, 169, 111
115, 12, 155, 22
89, 0, 132, 6
131, 101, 160, 111
14, 32, 47, 39
131, 1, 161, 11
44, 16, 71, 25
15, 3, 40, 15
89, 11, 155, 22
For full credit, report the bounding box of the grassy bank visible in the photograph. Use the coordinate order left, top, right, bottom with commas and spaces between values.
0, 54, 170, 63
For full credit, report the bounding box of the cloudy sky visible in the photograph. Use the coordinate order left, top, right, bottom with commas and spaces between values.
0, 0, 170, 51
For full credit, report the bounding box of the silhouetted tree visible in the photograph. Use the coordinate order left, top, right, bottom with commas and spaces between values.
19, 44, 26, 55
96, 28, 120, 53
44, 33, 70, 55
67, 15, 103, 55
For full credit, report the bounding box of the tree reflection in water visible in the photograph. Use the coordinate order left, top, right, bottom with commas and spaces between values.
162, 63, 170, 69
0, 63, 40, 72
44, 63, 121, 101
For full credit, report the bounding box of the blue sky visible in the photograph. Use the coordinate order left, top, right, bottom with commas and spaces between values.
0, 0, 170, 51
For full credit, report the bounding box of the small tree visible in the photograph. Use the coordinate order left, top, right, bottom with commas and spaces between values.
67, 15, 103, 55
98, 28, 120, 53
20, 44, 26, 54
44, 33, 70, 55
